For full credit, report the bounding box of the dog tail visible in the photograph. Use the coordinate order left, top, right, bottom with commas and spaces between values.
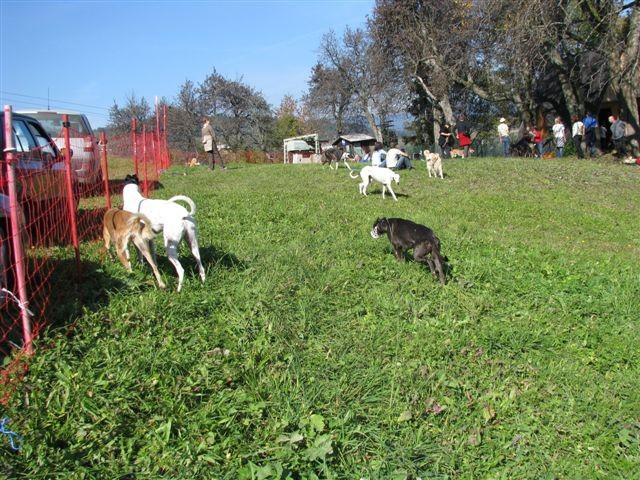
129, 213, 155, 241
349, 170, 359, 179
168, 195, 196, 216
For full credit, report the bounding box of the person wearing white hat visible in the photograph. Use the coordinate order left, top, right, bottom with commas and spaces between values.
497, 117, 510, 157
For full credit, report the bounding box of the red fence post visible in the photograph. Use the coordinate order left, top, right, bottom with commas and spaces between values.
61, 115, 81, 274
163, 104, 169, 169
142, 125, 149, 197
100, 132, 111, 210
132, 118, 139, 178
155, 96, 160, 163
3, 106, 32, 354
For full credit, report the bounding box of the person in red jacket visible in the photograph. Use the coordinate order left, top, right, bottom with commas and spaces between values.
455, 114, 472, 158
531, 126, 544, 157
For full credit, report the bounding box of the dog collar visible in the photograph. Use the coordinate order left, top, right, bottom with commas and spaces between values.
137, 199, 146, 213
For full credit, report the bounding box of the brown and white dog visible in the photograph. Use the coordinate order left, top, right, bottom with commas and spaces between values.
423, 150, 444, 179
103, 208, 166, 289
122, 174, 205, 292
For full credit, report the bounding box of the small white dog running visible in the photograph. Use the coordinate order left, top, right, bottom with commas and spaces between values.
423, 150, 444, 179
349, 166, 400, 201
122, 174, 205, 292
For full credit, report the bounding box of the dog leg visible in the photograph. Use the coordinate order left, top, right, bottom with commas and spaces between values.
116, 237, 133, 272
165, 240, 185, 292
414, 243, 438, 278
132, 236, 166, 289
431, 250, 446, 284
103, 227, 115, 260
186, 223, 206, 283
387, 184, 398, 201
393, 245, 405, 261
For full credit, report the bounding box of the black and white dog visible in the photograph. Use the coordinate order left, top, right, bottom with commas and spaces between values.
122, 174, 205, 292
370, 217, 447, 283
322, 147, 352, 170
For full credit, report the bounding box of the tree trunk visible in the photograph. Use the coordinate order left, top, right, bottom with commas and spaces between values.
548, 48, 582, 118
609, 6, 640, 142
360, 99, 383, 142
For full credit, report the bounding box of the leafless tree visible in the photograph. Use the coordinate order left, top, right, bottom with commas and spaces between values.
167, 80, 201, 153
198, 71, 274, 150
319, 28, 404, 142
108, 92, 152, 134
303, 63, 354, 134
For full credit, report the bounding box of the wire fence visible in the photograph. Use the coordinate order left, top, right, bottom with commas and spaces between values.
0, 106, 168, 404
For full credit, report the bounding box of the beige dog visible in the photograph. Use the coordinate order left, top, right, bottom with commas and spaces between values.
450, 148, 476, 158
423, 150, 444, 179
103, 208, 166, 289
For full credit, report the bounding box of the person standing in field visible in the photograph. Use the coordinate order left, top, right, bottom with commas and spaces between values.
552, 116, 567, 158
531, 125, 544, 157
438, 123, 452, 158
497, 117, 510, 157
455, 114, 472, 158
571, 114, 585, 159
582, 111, 598, 157
201, 117, 226, 171
609, 115, 627, 158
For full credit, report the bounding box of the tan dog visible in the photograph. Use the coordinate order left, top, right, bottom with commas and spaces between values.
451, 148, 475, 158
423, 150, 444, 178
103, 208, 166, 289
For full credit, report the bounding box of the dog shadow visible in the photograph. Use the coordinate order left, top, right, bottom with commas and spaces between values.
199, 245, 247, 271
366, 189, 409, 199
138, 244, 247, 277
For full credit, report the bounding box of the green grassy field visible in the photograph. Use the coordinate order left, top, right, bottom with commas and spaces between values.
2, 156, 639, 479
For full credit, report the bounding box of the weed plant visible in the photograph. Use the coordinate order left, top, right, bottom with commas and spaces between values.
1, 156, 639, 479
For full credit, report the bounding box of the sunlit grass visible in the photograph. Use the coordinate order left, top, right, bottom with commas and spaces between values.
2, 156, 639, 479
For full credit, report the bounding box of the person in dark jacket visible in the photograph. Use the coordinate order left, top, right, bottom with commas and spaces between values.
438, 123, 452, 158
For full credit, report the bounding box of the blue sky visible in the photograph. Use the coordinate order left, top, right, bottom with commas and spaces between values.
0, 0, 374, 129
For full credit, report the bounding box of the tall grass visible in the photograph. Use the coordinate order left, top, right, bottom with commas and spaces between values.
2, 157, 639, 479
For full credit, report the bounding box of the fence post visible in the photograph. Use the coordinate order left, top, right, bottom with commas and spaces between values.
151, 130, 158, 178
100, 132, 111, 210
132, 118, 139, 178
163, 104, 169, 170
3, 106, 32, 354
61, 115, 81, 274
142, 125, 149, 197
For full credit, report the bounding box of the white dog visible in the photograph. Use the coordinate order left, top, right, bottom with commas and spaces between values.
423, 150, 444, 179
122, 174, 205, 292
349, 166, 400, 201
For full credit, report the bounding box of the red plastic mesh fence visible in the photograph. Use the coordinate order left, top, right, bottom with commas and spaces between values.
1, 108, 169, 404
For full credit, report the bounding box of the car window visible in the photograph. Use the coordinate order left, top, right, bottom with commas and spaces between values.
12, 120, 36, 153
35, 117, 63, 137
25, 121, 57, 157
